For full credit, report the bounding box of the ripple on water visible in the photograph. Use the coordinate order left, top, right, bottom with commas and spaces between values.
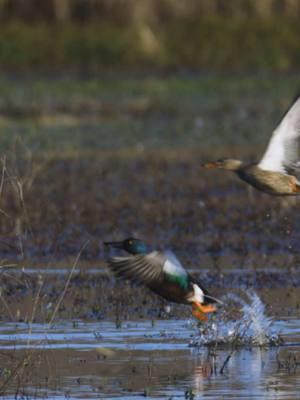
0, 301, 299, 399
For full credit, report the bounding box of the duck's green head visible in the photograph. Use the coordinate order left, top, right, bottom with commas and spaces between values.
104, 237, 148, 255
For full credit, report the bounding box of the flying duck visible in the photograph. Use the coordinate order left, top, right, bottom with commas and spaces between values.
104, 237, 222, 322
202, 95, 300, 195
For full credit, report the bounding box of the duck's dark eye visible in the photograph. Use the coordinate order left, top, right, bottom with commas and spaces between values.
129, 241, 133, 245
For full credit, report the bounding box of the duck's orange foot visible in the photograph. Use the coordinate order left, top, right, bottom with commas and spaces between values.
192, 306, 208, 322
192, 302, 217, 322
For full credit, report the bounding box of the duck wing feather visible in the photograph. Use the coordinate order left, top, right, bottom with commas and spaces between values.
258, 95, 300, 174
108, 250, 187, 286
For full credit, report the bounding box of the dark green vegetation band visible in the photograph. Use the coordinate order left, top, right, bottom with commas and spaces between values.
0, 18, 300, 71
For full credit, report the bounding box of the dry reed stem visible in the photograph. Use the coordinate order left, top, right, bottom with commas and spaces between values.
219, 318, 252, 374
0, 289, 14, 320
27, 274, 44, 348
0, 242, 89, 394
47, 240, 89, 328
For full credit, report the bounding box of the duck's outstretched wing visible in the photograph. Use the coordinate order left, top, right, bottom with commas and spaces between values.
107, 250, 187, 287
258, 96, 300, 174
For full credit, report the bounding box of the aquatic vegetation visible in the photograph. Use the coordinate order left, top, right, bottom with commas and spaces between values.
190, 291, 284, 347
0, 18, 300, 71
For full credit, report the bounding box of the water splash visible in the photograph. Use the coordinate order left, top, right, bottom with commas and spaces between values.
190, 291, 283, 347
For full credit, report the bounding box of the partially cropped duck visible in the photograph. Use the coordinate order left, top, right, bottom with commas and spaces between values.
203, 95, 300, 195
104, 237, 222, 322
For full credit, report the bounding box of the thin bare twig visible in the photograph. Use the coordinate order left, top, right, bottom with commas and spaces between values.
0, 290, 14, 320
27, 275, 44, 348
47, 240, 89, 329
219, 319, 252, 374
0, 156, 7, 198
0, 242, 89, 394
0, 354, 30, 394
0, 271, 25, 286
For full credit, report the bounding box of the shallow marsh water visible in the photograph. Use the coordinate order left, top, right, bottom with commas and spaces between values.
0, 75, 300, 398
0, 315, 299, 399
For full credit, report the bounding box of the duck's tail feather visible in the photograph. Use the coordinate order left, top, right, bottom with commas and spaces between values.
204, 294, 224, 305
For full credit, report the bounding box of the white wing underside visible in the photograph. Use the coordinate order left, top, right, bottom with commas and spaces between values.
258, 97, 300, 173
162, 250, 188, 277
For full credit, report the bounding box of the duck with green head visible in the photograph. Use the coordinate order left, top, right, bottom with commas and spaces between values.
202, 95, 300, 195
104, 237, 222, 322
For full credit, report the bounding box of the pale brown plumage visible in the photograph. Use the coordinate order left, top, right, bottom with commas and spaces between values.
203, 95, 300, 196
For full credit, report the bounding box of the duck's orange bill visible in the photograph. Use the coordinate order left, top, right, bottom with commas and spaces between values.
191, 302, 217, 322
